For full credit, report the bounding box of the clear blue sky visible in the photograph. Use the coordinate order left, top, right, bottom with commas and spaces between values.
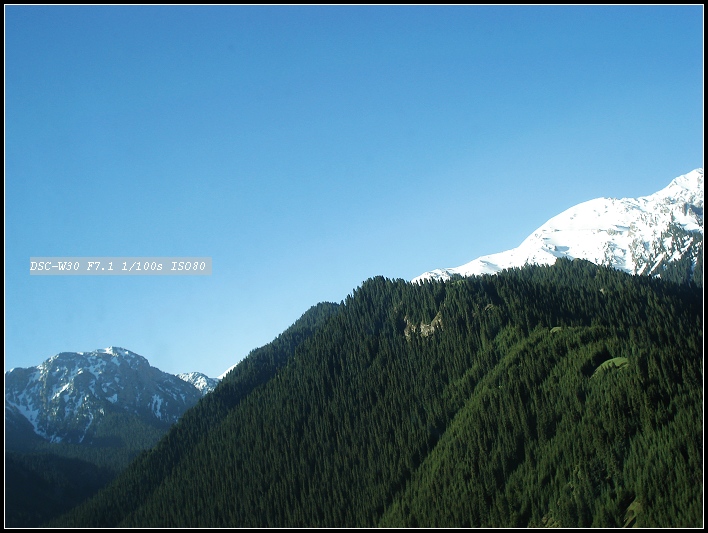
5, 6, 703, 377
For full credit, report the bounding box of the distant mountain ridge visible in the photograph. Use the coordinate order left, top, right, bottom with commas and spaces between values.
5, 347, 218, 445
177, 372, 220, 395
414, 168, 704, 283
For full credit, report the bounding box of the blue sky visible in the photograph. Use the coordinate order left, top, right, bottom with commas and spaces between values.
5, 6, 703, 377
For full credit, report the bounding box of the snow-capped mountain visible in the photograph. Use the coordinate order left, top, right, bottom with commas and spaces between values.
414, 168, 703, 283
5, 347, 217, 444
218, 362, 239, 380
177, 372, 220, 395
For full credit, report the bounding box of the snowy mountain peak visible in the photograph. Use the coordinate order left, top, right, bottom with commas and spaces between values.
413, 169, 704, 283
651, 168, 703, 204
98, 346, 133, 357
177, 372, 221, 396
218, 362, 239, 380
639, 169, 703, 221
5, 348, 218, 444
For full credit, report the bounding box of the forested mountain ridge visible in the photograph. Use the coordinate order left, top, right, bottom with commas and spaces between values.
5, 303, 340, 528
53, 260, 703, 527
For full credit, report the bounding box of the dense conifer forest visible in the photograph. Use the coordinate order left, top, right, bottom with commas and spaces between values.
46, 260, 703, 527
5, 302, 340, 528
5, 406, 172, 527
